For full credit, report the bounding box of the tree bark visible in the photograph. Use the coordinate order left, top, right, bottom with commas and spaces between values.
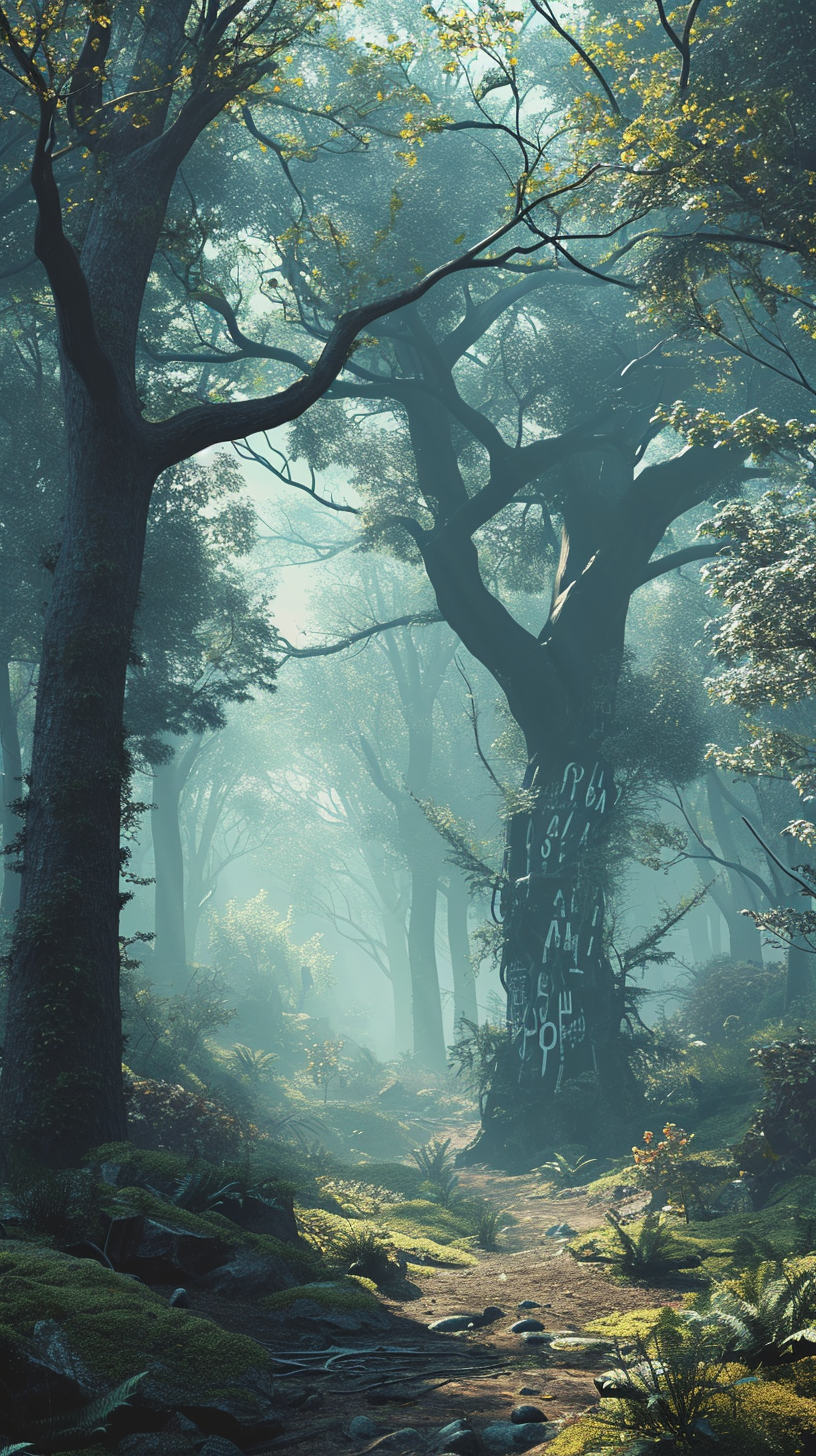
446, 871, 478, 1031
151, 755, 187, 990
0, 657, 23, 921
0, 397, 154, 1164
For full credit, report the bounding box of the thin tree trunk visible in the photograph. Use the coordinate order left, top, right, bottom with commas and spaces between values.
0, 658, 23, 921
0, 406, 154, 1164
446, 872, 478, 1031
705, 772, 764, 962
407, 858, 446, 1071
382, 906, 413, 1056
151, 756, 187, 989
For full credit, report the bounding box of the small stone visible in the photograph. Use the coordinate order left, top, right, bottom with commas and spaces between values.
518, 1300, 540, 1309
441, 1438, 478, 1456
434, 1423, 477, 1455
521, 1333, 551, 1346
511, 1319, 545, 1333
518, 1388, 540, 1396
544, 1223, 576, 1238
511, 1405, 545, 1423
380, 1429, 423, 1450
429, 1315, 474, 1332
169, 1287, 191, 1308
350, 1415, 380, 1438
482, 1420, 559, 1451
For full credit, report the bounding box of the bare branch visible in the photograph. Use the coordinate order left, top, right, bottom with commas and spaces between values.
278, 611, 443, 661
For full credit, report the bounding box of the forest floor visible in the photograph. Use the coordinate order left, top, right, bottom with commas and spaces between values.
196, 1118, 693, 1455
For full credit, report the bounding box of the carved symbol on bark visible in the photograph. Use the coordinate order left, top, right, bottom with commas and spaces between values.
561, 762, 585, 800
539, 1018, 558, 1076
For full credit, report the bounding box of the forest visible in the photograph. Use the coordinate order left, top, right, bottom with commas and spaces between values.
0, 0, 816, 1452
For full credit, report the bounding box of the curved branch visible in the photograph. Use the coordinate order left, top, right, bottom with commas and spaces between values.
635, 540, 731, 588
278, 611, 443, 661
150, 166, 602, 467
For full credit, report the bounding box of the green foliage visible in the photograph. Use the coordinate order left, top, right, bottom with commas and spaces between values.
448, 1020, 511, 1118
7, 1167, 101, 1243
603, 1211, 700, 1280
738, 1040, 816, 1177
467, 1199, 504, 1252
226, 1043, 279, 1086
678, 959, 787, 1045
209, 895, 333, 1048
688, 1258, 816, 1366
123, 1072, 250, 1160
536, 1150, 598, 1187
36, 1371, 148, 1443
410, 1137, 460, 1207
330, 1224, 397, 1283
593, 1310, 746, 1449
307, 1038, 345, 1103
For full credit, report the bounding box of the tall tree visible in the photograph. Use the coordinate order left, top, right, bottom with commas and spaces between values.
0, 0, 577, 1162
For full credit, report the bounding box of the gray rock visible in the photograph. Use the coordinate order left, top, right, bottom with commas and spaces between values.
521, 1332, 552, 1346
194, 1249, 299, 1298
135, 1217, 229, 1280
350, 1414, 380, 1438
199, 1440, 246, 1456
429, 1314, 474, 1332
436, 1420, 467, 1441
511, 1405, 545, 1423
543, 1223, 576, 1238
510, 1319, 545, 1333
380, 1431, 423, 1450
28, 1320, 103, 1397
518, 1388, 540, 1395
715, 1179, 754, 1215
169, 1286, 191, 1307
517, 1300, 540, 1309
482, 1421, 559, 1451
434, 1423, 477, 1455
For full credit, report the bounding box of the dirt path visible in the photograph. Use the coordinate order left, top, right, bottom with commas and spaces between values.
239, 1151, 688, 1455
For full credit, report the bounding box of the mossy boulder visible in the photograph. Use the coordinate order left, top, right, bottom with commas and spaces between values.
261, 1277, 392, 1331
0, 1243, 283, 1430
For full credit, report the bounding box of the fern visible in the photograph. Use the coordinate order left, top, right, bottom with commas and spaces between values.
34, 1371, 148, 1440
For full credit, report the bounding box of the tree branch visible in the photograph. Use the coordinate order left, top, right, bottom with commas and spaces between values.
635, 540, 731, 588
278, 611, 443, 661
531, 0, 621, 114
29, 97, 118, 402
149, 167, 602, 468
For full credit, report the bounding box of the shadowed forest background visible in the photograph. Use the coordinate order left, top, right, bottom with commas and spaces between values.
2, 2, 816, 1454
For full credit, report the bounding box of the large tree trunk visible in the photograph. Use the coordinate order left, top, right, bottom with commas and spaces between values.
0, 402, 154, 1165
0, 658, 23, 921
407, 857, 447, 1071
494, 743, 625, 1158
151, 756, 187, 990
446, 871, 478, 1031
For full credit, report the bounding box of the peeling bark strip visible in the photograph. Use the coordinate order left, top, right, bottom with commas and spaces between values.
503, 751, 616, 1093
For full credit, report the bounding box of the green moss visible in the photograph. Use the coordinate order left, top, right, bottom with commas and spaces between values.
109, 1185, 319, 1280
346, 1161, 428, 1199
386, 1199, 475, 1244
262, 1277, 381, 1313
584, 1307, 675, 1341
0, 1244, 271, 1393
